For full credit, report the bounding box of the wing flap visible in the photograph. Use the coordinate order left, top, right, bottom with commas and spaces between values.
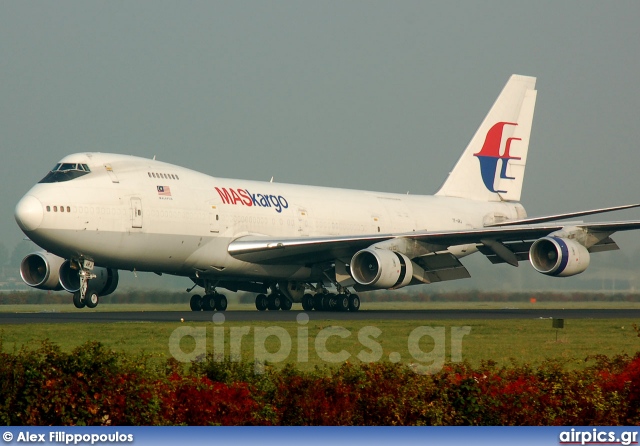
414, 252, 471, 283
587, 236, 620, 253
477, 240, 532, 265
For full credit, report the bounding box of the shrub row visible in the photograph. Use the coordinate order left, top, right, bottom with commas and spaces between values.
1, 341, 639, 425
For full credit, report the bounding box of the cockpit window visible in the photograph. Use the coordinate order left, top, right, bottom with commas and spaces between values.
38, 163, 92, 183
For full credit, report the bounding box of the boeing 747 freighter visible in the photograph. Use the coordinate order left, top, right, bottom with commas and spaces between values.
14, 75, 640, 311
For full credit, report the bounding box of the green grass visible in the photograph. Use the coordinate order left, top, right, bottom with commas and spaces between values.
2, 317, 639, 371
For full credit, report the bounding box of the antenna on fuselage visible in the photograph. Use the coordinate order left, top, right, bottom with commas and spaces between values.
153, 155, 156, 160
270, 176, 274, 183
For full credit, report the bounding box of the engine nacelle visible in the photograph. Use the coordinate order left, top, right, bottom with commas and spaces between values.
59, 260, 119, 296
529, 236, 590, 277
350, 248, 413, 289
20, 251, 65, 290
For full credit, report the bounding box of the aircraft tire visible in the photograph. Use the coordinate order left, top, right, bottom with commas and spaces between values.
313, 294, 324, 311
267, 293, 281, 311
85, 292, 99, 309
348, 294, 361, 312
202, 294, 216, 311
323, 294, 333, 311
73, 292, 85, 309
302, 293, 314, 311
255, 294, 268, 311
190, 294, 203, 311
337, 295, 350, 312
215, 294, 228, 311
280, 297, 292, 311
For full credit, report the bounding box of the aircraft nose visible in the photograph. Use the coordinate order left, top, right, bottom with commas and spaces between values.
15, 195, 44, 232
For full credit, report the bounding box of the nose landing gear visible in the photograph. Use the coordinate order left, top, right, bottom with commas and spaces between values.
71, 260, 99, 309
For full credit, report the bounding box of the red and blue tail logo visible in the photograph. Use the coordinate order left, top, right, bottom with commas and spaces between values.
474, 122, 521, 193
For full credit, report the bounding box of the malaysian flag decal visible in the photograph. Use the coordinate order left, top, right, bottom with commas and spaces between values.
157, 185, 171, 196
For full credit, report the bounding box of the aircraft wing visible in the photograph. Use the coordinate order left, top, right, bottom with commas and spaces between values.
484, 204, 640, 226
227, 220, 640, 265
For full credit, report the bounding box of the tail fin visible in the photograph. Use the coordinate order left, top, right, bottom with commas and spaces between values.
435, 74, 537, 202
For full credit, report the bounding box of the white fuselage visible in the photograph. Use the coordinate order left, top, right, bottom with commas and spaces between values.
17, 153, 526, 283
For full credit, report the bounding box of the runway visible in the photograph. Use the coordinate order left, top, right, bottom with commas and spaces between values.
1, 308, 640, 324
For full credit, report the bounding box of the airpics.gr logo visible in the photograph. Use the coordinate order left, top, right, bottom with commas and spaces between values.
474, 121, 521, 193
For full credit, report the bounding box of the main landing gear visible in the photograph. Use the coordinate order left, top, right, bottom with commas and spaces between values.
187, 280, 361, 312
300, 292, 360, 312
188, 279, 228, 312
254, 289, 293, 311
190, 292, 228, 312
253, 289, 360, 312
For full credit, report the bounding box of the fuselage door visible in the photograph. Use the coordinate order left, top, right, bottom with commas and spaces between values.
210, 204, 220, 233
131, 197, 143, 228
298, 208, 309, 236
372, 215, 382, 233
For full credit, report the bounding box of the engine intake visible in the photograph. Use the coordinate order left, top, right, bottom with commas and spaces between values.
20, 251, 64, 290
350, 248, 413, 289
529, 236, 590, 277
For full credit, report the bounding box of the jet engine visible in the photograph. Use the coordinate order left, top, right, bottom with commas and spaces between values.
20, 251, 65, 291
529, 236, 590, 277
59, 260, 119, 296
350, 248, 413, 289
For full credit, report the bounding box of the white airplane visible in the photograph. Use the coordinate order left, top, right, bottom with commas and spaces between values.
14, 74, 640, 312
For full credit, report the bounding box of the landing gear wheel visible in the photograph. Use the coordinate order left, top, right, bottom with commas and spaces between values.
255, 294, 268, 311
215, 294, 228, 311
73, 292, 86, 309
267, 293, 282, 311
202, 294, 216, 311
313, 294, 324, 311
280, 298, 292, 311
190, 294, 203, 311
322, 294, 334, 311
337, 295, 350, 312
302, 293, 314, 311
349, 294, 361, 312
85, 292, 99, 309
328, 295, 338, 311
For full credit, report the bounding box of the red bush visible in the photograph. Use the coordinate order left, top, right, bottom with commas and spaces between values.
159, 374, 259, 425
1, 341, 639, 425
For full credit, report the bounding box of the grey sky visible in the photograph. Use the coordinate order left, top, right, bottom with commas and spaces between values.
1, 1, 639, 290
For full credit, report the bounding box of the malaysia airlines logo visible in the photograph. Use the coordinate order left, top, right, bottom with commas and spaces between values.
474, 122, 521, 193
